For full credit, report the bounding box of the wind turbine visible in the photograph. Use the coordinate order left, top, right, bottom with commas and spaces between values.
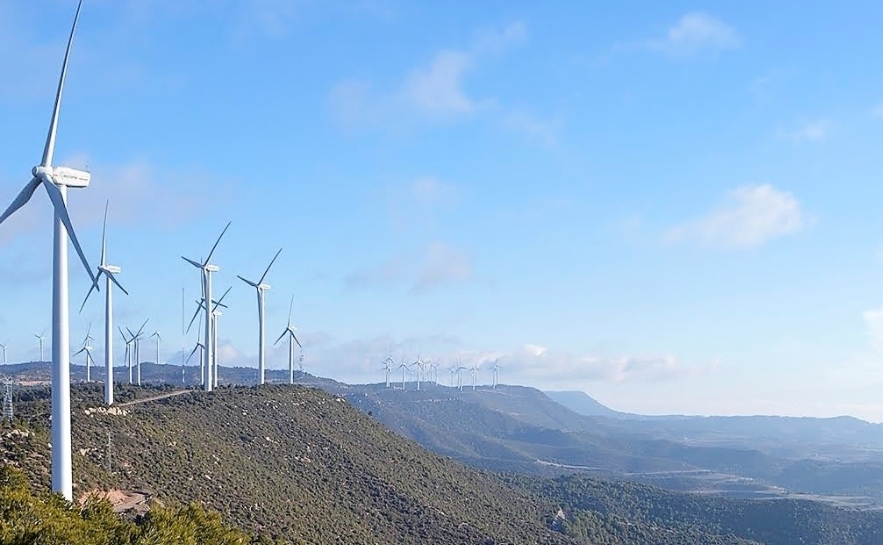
72, 326, 94, 382
79, 201, 128, 406
35, 332, 46, 362
397, 355, 408, 390
380, 353, 394, 388
119, 327, 133, 384
238, 248, 282, 385
456, 359, 466, 391
126, 320, 148, 386
149, 331, 161, 368
491, 358, 501, 389
182, 222, 230, 392
447, 364, 456, 387
411, 353, 424, 391
274, 295, 302, 385
0, 343, 7, 365
0, 0, 98, 500
470, 364, 479, 391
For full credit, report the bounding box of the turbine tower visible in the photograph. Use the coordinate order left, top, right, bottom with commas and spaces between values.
182, 222, 230, 392
0, 0, 100, 500
491, 359, 501, 389
238, 248, 282, 386
274, 295, 302, 385
411, 353, 424, 391
79, 200, 127, 405
35, 332, 46, 362
0, 343, 7, 365
186, 329, 206, 386
470, 365, 479, 391
72, 325, 94, 382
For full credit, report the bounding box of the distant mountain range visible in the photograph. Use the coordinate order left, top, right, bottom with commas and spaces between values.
6, 361, 883, 508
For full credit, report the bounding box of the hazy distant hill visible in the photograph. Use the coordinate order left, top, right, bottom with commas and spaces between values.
545, 390, 626, 418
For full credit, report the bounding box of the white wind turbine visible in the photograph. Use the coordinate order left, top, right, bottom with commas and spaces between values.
187, 286, 229, 386
149, 331, 161, 368
80, 200, 127, 405
397, 356, 408, 390
119, 328, 132, 384
470, 364, 479, 391
274, 295, 302, 385
182, 222, 230, 392
237, 248, 282, 386
126, 320, 148, 386
72, 326, 94, 382
0, 343, 7, 365
491, 358, 501, 389
35, 332, 46, 362
456, 360, 466, 391
186, 328, 206, 386
411, 353, 424, 391
380, 352, 394, 388
0, 0, 99, 500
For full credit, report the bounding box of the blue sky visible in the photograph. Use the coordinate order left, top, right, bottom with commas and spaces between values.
3, 1, 883, 420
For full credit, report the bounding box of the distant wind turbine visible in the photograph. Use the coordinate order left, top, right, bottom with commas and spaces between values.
381, 353, 394, 388
119, 327, 133, 384
126, 320, 148, 386
35, 332, 46, 362
491, 359, 501, 389
0, 0, 98, 500
412, 353, 423, 391
186, 328, 206, 386
0, 343, 7, 365
397, 355, 408, 390
470, 365, 479, 391
150, 331, 161, 368
274, 295, 302, 385
72, 326, 94, 382
79, 200, 128, 406
238, 248, 282, 385
182, 222, 230, 392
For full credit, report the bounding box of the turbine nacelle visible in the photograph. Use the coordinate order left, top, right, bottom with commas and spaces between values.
31, 165, 90, 188
99, 264, 121, 274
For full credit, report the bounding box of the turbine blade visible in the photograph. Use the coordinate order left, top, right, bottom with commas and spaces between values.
0, 177, 41, 226
258, 247, 283, 284
72, 347, 86, 357
237, 275, 258, 288
118, 326, 128, 342
292, 333, 302, 349
186, 344, 199, 364
106, 270, 128, 296
85, 322, 91, 339
100, 199, 108, 266
40, 175, 99, 288
186, 305, 202, 334
136, 318, 149, 337
182, 256, 202, 269
41, 0, 83, 168
288, 295, 294, 325
205, 221, 231, 264
274, 330, 287, 346
213, 286, 232, 309
78, 269, 103, 314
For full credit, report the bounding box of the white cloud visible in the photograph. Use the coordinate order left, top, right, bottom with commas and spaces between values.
778, 119, 831, 143
328, 20, 526, 126
401, 50, 475, 115
502, 111, 562, 147
647, 12, 741, 57
665, 184, 809, 248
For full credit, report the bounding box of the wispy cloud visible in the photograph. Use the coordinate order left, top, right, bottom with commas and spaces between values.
346, 241, 473, 294
665, 184, 809, 248
328, 21, 526, 127
778, 119, 831, 143
646, 12, 741, 57
502, 111, 562, 147
411, 242, 473, 294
